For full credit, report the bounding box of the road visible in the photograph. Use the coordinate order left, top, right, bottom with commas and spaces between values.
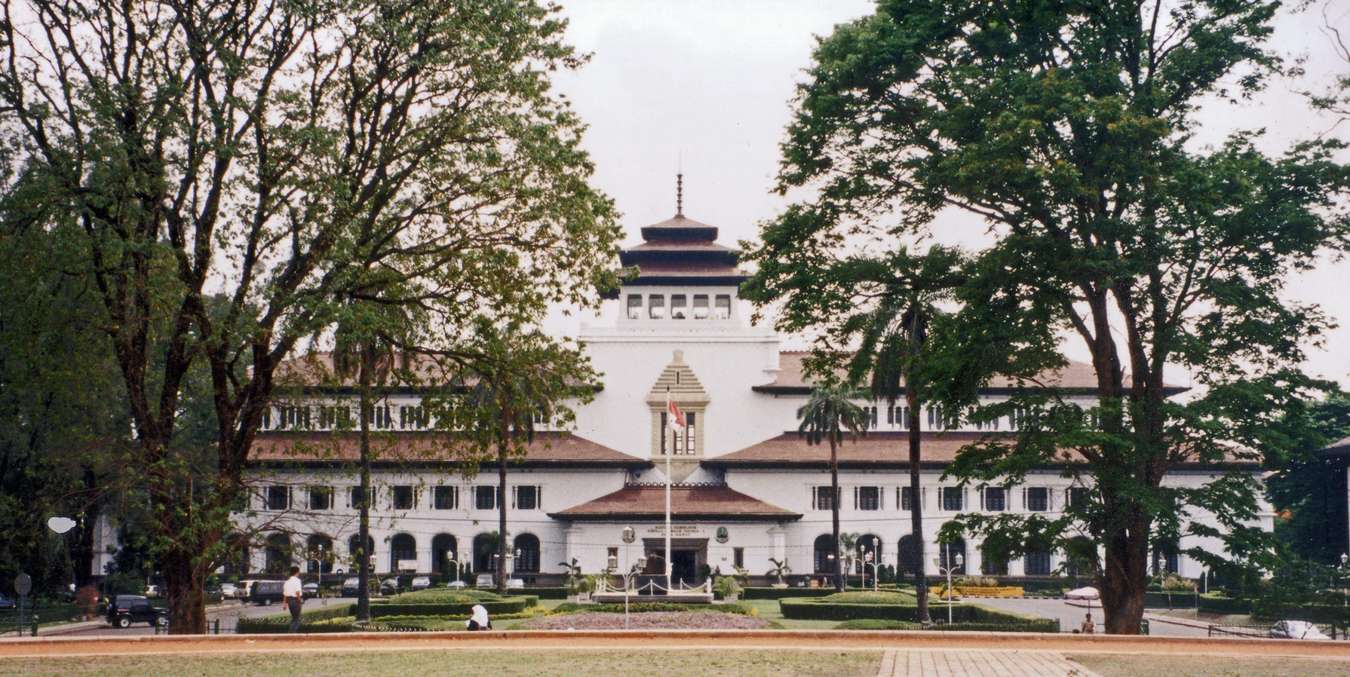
962, 597, 1211, 637
54, 596, 354, 637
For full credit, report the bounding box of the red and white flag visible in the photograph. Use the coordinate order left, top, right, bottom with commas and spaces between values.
666, 394, 686, 432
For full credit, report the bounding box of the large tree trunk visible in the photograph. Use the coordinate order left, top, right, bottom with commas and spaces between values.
162, 551, 206, 634
830, 438, 843, 591
907, 387, 929, 624
497, 440, 509, 594
1100, 515, 1150, 634
355, 353, 374, 622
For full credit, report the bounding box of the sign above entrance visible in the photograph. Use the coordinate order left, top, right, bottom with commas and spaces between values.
715, 527, 729, 543
645, 524, 702, 537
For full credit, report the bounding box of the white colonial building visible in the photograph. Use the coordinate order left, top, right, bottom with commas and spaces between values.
227, 202, 1274, 586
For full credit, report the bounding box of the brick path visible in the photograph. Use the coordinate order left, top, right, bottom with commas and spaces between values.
876, 649, 1100, 677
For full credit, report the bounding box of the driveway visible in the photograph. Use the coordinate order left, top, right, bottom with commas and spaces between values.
965, 597, 1210, 637
52, 597, 354, 637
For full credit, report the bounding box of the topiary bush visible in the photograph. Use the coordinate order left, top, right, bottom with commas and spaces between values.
367, 595, 533, 618
386, 589, 505, 604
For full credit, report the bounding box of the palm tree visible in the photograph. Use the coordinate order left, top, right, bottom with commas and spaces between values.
845, 245, 964, 624
797, 385, 869, 591
463, 371, 538, 594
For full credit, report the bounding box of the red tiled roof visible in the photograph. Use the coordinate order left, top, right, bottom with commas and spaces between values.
550, 484, 800, 521
250, 431, 647, 467
758, 352, 1185, 394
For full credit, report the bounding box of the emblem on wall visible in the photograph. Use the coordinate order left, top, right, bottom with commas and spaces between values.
715, 526, 729, 543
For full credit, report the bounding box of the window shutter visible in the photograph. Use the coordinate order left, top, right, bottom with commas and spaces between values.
853, 486, 859, 510
1021, 487, 1027, 511
536, 486, 542, 510
511, 486, 517, 509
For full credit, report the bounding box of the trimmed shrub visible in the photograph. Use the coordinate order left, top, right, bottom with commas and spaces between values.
836, 619, 920, 630
385, 589, 505, 604
931, 620, 1060, 633
780, 597, 918, 621
525, 586, 569, 600
1251, 600, 1350, 624
236, 605, 359, 634
743, 587, 837, 600
1143, 591, 1197, 609
367, 596, 532, 618
551, 601, 754, 615
1198, 594, 1253, 615
816, 591, 916, 605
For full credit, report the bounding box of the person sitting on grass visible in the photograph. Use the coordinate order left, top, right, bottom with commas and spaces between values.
466, 604, 491, 631
1080, 613, 1095, 635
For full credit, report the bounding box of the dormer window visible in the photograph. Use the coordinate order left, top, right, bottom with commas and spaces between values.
692, 295, 709, 319
714, 295, 731, 319
626, 295, 643, 319
648, 295, 665, 319
670, 294, 688, 319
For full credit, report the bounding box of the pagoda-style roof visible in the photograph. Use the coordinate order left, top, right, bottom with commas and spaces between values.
609, 208, 747, 295
549, 484, 800, 521
249, 431, 648, 469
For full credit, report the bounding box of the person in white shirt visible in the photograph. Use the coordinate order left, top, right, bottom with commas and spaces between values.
466, 604, 491, 631
283, 566, 304, 633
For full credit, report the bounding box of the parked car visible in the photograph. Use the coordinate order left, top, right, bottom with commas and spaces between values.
219, 583, 239, 599
0, 594, 15, 610
447, 580, 467, 589
236, 579, 259, 600
410, 576, 432, 591
506, 578, 525, 590
302, 582, 319, 598
1269, 620, 1331, 640
106, 595, 169, 629
249, 580, 285, 605
379, 577, 400, 595
341, 577, 362, 597
474, 573, 494, 588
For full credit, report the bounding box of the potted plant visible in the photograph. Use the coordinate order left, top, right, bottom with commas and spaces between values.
767, 558, 792, 588
715, 575, 743, 602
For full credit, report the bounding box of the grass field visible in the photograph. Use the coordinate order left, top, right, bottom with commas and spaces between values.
1069, 653, 1350, 677
0, 649, 884, 677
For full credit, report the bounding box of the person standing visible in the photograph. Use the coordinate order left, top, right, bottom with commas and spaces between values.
284, 566, 304, 633
1080, 612, 1095, 635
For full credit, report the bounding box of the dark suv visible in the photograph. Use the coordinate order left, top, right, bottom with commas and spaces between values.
107, 595, 169, 629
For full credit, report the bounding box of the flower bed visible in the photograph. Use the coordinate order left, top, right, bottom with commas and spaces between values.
552, 601, 754, 615
931, 585, 1025, 598
780, 594, 1053, 630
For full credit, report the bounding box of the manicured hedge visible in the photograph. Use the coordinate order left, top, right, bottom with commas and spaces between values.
525, 586, 569, 599
931, 620, 1060, 633
743, 587, 838, 600
1251, 600, 1350, 624
836, 619, 920, 630
367, 596, 534, 619
551, 601, 754, 615
1144, 591, 1197, 609
236, 604, 358, 634
1197, 594, 1252, 615
780, 597, 919, 621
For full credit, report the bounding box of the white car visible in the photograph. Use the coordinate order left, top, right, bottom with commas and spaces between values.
411, 576, 432, 591
474, 573, 495, 588
1269, 620, 1331, 640
447, 580, 468, 589
219, 583, 239, 599
507, 578, 525, 590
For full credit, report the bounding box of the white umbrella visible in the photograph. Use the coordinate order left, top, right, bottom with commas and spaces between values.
1066, 586, 1099, 600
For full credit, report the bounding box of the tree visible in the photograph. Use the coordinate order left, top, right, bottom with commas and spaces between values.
0, 0, 620, 631
761, 0, 1349, 633
796, 385, 869, 591
745, 244, 965, 622
1266, 392, 1350, 564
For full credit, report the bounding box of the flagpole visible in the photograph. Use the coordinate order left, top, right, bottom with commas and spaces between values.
665, 390, 673, 591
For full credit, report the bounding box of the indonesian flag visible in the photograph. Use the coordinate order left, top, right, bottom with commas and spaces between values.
666, 394, 686, 432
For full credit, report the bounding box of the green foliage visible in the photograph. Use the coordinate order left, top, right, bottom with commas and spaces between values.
835, 619, 920, 630
818, 591, 917, 605
746, 0, 1350, 633
385, 589, 506, 605
1266, 393, 1350, 563
551, 602, 754, 615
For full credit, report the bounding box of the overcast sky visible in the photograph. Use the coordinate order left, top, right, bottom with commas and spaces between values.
549, 0, 1350, 389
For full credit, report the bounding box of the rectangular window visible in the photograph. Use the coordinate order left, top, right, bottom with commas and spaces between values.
900, 486, 914, 511
983, 487, 1006, 512
308, 486, 333, 511
1068, 487, 1090, 509
1026, 487, 1050, 512
648, 295, 665, 319
322, 405, 353, 430
433, 485, 457, 510
261, 407, 271, 429
514, 485, 540, 510
897, 406, 909, 430
400, 405, 428, 430
683, 412, 697, 455
349, 485, 366, 509
812, 486, 836, 510
626, 294, 643, 319
391, 485, 415, 510
475, 485, 497, 510
266, 486, 290, 511
692, 294, 709, 319
368, 404, 392, 429
714, 294, 732, 319
941, 486, 963, 511
733, 547, 744, 569
856, 486, 881, 511
670, 294, 688, 319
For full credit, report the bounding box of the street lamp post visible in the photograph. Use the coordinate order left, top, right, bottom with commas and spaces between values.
934, 544, 965, 625
1340, 553, 1348, 608
317, 544, 325, 598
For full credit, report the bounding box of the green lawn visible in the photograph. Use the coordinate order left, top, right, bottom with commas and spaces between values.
2, 649, 883, 677
1069, 654, 1350, 677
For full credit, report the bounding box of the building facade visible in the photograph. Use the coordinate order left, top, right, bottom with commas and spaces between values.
229, 204, 1274, 585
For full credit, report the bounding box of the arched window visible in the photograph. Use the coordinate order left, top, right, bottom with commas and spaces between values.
348, 534, 375, 569
813, 534, 835, 574
980, 544, 1008, 576
938, 537, 966, 573
306, 534, 334, 574
432, 534, 457, 576
514, 533, 540, 573
222, 533, 250, 576
389, 533, 417, 572
473, 533, 499, 572
1065, 536, 1095, 577
264, 533, 292, 574
856, 534, 883, 574
897, 534, 921, 576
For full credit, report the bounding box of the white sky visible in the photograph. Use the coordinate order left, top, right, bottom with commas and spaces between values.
549, 0, 1350, 389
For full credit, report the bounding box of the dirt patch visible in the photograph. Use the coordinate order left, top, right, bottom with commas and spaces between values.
521, 612, 771, 630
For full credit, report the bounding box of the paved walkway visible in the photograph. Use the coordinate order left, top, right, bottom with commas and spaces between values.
877, 649, 1099, 677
